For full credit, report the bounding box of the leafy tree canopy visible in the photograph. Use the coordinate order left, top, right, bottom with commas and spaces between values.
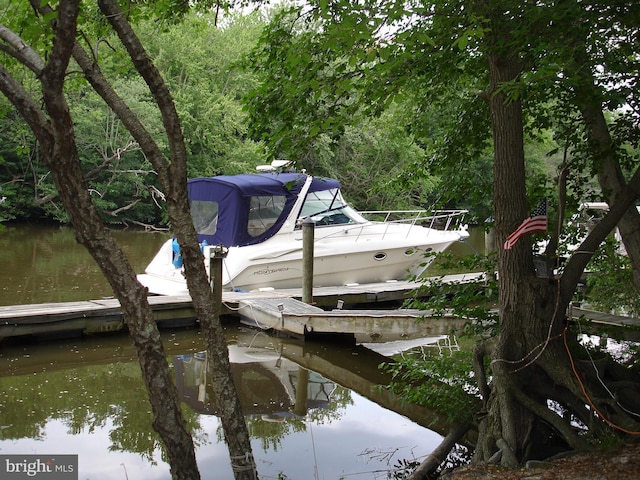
0, 6, 267, 225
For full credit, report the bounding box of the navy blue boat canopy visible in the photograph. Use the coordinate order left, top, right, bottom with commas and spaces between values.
188, 173, 340, 247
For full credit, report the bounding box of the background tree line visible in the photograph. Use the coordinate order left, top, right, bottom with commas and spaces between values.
1, 7, 558, 227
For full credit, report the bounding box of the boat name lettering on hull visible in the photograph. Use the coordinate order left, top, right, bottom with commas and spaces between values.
253, 267, 290, 276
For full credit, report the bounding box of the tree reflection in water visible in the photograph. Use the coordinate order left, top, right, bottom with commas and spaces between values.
0, 327, 444, 479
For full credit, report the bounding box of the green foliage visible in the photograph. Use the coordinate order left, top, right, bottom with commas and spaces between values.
3, 0, 638, 232
243, 1, 560, 218
0, 178, 39, 222
68, 84, 166, 225
306, 108, 442, 211
244, 0, 640, 229
0, 9, 268, 225
586, 239, 640, 317
377, 251, 498, 425
381, 348, 479, 424
386, 244, 639, 433
0, 106, 49, 220
141, 11, 267, 177
397, 45, 496, 217
244, 3, 411, 158
387, 458, 421, 480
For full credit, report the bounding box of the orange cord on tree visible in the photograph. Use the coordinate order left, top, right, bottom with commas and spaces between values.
563, 327, 640, 435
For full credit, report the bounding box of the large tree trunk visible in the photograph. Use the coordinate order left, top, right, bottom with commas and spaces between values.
475, 5, 586, 465
475, 48, 545, 465
478, 50, 583, 461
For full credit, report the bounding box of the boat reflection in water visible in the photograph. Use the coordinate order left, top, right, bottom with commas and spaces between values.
174, 337, 336, 421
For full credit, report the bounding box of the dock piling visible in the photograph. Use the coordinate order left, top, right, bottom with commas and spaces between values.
209, 245, 228, 318
302, 218, 315, 305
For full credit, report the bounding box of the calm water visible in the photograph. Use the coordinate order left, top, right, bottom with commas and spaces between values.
0, 325, 447, 479
0, 224, 476, 479
0, 223, 170, 305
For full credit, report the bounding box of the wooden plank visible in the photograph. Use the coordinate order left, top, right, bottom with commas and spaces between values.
146, 295, 194, 308
570, 307, 640, 341
571, 307, 640, 328
0, 301, 112, 319
283, 309, 467, 337
0, 301, 121, 326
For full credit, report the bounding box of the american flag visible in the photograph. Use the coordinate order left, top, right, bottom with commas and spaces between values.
503, 199, 547, 250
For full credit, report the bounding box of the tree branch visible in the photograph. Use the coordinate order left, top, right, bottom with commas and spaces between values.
106, 198, 141, 216
97, 0, 189, 185
0, 24, 45, 73
28, 0, 171, 190
0, 64, 53, 153
406, 421, 473, 480
510, 382, 589, 451
560, 164, 640, 305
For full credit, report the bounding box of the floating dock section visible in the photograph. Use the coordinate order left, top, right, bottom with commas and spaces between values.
237, 296, 466, 339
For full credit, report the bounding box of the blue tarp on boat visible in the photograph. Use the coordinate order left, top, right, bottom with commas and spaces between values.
187, 173, 339, 247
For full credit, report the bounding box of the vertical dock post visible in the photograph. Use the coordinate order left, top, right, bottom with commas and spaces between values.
302, 218, 315, 305
484, 225, 495, 255
209, 245, 228, 316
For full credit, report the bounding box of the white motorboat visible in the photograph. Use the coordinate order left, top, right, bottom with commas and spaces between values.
137, 171, 469, 294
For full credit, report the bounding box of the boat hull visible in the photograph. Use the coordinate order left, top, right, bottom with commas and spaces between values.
225, 238, 459, 291
139, 223, 467, 294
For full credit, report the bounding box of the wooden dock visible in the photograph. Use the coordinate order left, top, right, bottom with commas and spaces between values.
0, 295, 196, 339
570, 306, 640, 341
1, 272, 638, 341
0, 275, 482, 341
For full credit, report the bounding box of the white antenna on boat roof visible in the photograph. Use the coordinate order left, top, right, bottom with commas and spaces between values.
256, 160, 293, 172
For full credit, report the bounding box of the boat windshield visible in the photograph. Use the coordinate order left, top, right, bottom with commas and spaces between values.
299, 188, 367, 227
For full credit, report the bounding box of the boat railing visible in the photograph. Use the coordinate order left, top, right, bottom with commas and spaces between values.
360, 209, 469, 231
346, 209, 468, 242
